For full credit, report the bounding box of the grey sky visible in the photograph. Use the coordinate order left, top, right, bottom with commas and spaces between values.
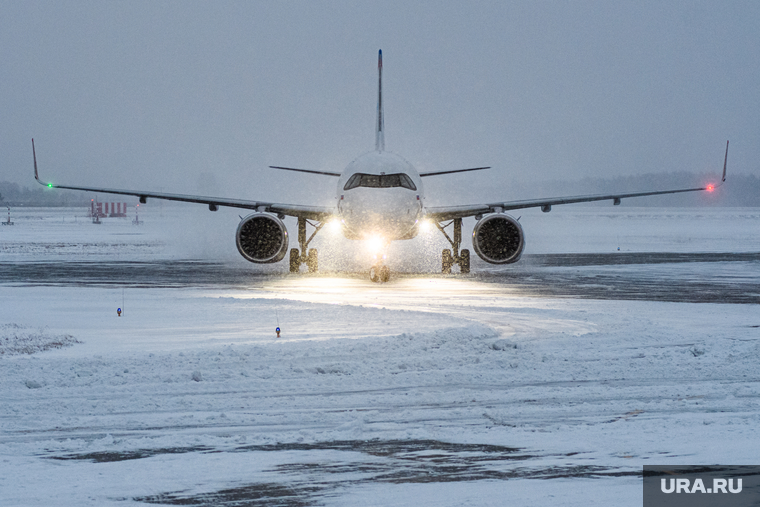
2, 1, 758, 206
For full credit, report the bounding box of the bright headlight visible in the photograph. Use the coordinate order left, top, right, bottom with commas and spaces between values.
328, 218, 342, 233
366, 234, 384, 253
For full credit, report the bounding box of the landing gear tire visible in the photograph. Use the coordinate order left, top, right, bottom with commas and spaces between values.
442, 249, 453, 274
460, 249, 470, 274
369, 265, 380, 282
369, 264, 390, 283
289, 248, 300, 273
307, 248, 318, 273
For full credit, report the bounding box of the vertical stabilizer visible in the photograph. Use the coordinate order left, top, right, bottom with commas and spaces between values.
375, 50, 385, 152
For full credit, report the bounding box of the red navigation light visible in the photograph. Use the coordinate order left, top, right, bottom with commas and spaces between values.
706, 184, 715, 192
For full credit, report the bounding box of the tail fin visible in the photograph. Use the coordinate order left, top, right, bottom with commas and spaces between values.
375, 49, 384, 152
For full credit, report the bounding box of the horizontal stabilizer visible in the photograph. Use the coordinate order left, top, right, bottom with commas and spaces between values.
268, 166, 341, 177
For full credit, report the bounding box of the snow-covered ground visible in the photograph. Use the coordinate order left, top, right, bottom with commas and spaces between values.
1, 206, 759, 506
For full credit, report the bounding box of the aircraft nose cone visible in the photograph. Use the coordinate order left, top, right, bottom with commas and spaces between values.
342, 190, 418, 239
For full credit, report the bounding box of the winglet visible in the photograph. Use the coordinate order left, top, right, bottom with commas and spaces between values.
375, 49, 384, 152
32, 138, 40, 182
722, 140, 728, 183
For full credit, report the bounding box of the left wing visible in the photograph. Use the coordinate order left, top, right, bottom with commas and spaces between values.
419, 166, 491, 177
426, 141, 728, 222
32, 140, 334, 221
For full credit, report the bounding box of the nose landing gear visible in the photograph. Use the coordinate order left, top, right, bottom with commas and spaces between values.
369, 263, 390, 283
368, 240, 391, 283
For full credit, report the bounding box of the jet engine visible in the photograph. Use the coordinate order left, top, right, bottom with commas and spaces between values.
236, 213, 289, 263
471, 213, 525, 264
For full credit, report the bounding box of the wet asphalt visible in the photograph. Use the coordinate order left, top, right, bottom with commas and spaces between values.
2, 251, 758, 304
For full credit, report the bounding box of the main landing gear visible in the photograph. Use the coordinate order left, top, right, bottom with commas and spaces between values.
435, 217, 470, 274
289, 217, 323, 273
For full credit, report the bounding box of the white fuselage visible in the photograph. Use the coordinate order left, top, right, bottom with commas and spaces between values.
336, 151, 424, 242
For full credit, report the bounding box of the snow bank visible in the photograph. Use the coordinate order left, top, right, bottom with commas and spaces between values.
0, 323, 81, 356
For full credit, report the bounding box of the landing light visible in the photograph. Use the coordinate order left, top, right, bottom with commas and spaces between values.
328, 218, 342, 233
366, 235, 384, 253
419, 219, 432, 233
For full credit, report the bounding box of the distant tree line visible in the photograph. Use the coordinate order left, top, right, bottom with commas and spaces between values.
1, 172, 758, 207
0, 181, 92, 207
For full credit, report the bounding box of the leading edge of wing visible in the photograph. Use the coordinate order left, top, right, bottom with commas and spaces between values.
419, 166, 491, 177
426, 141, 730, 221
32, 140, 334, 221
426, 186, 715, 220
425, 186, 708, 221
268, 166, 341, 177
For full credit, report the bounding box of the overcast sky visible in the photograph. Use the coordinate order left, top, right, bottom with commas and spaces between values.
2, 1, 758, 206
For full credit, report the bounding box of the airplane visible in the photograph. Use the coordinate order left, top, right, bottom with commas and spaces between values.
33, 50, 728, 282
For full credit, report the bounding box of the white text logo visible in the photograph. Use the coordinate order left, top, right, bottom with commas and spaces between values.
661, 478, 742, 494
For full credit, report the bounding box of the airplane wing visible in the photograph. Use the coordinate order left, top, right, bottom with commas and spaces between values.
32, 140, 334, 221
419, 167, 491, 177
426, 142, 728, 222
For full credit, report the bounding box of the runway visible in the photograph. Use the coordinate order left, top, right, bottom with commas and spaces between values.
2, 251, 758, 304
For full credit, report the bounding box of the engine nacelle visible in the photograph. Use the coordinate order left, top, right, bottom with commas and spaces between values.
472, 213, 525, 264
235, 213, 289, 263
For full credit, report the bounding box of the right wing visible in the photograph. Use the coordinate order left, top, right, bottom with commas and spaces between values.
268, 166, 341, 177
33, 140, 334, 221
426, 141, 728, 222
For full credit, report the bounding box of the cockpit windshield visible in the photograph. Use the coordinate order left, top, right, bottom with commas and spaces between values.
343, 173, 417, 191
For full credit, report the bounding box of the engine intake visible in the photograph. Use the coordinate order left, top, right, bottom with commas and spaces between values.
236, 213, 289, 263
472, 213, 525, 264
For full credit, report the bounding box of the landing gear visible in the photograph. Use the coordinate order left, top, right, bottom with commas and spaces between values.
307, 248, 318, 273
289, 248, 300, 273
380, 265, 390, 282
290, 217, 324, 274
370, 263, 390, 283
442, 249, 453, 274
459, 248, 470, 274
435, 218, 470, 275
